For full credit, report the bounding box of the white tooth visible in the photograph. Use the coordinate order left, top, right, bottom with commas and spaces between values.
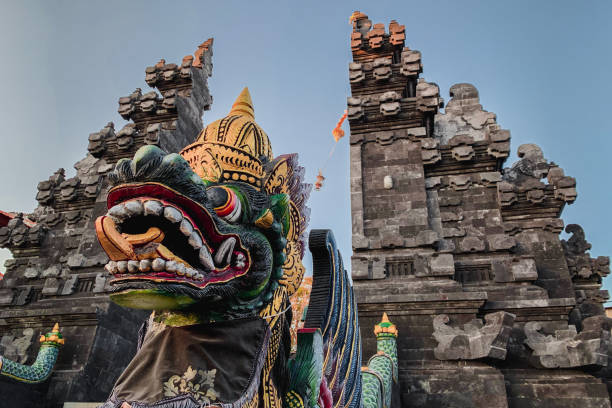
152, 258, 165, 271
105, 261, 118, 274
117, 261, 128, 273
176, 263, 186, 276
185, 268, 194, 278
128, 260, 140, 273
199, 246, 215, 270
196, 273, 204, 281
139, 259, 152, 272
188, 232, 203, 249
179, 219, 193, 236
214, 237, 236, 266
235, 252, 246, 268
166, 260, 178, 273
143, 200, 163, 216
124, 200, 143, 216
163, 207, 183, 223
108, 204, 128, 223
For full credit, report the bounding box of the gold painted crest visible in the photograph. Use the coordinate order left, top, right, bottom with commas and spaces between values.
181, 88, 272, 188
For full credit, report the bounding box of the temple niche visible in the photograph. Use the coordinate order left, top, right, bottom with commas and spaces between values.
347, 11, 612, 408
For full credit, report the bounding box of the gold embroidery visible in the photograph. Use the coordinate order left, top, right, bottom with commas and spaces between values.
162, 365, 218, 404
244, 392, 259, 408
260, 287, 289, 408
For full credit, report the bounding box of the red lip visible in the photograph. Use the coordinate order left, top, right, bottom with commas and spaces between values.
100, 182, 251, 289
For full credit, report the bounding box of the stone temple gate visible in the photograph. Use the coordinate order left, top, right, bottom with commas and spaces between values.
348, 10, 612, 408
0, 9, 611, 408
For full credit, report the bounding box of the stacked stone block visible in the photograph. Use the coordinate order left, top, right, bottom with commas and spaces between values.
347, 11, 611, 407
0, 39, 214, 407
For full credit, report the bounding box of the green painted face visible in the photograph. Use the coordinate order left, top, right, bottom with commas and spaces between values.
110, 289, 198, 310
96, 144, 306, 318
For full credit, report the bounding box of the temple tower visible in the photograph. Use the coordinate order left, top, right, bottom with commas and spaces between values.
347, 11, 612, 407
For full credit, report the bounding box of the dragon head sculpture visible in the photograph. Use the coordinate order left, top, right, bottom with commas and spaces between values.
95, 88, 310, 318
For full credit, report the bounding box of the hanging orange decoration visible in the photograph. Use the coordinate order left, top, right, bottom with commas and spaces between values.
313, 110, 349, 191
332, 110, 348, 142
314, 170, 325, 191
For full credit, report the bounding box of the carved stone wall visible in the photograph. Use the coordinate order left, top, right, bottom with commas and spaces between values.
0, 40, 214, 407
347, 11, 611, 408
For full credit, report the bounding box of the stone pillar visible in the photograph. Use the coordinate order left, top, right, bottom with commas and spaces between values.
347, 11, 611, 407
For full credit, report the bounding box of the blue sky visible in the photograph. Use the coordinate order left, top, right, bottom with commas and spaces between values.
1, 1, 611, 301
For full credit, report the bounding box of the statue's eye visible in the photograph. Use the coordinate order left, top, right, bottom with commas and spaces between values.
207, 186, 242, 223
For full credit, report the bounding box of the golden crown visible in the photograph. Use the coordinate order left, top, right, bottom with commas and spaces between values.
181, 87, 273, 189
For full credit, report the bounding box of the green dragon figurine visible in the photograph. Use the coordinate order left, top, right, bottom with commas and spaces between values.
361, 314, 398, 408
0, 323, 64, 384
94, 88, 397, 407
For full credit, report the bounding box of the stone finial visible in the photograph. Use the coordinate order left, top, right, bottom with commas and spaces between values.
372, 57, 392, 80
379, 91, 401, 116
562, 224, 610, 282
420, 138, 441, 164
487, 129, 511, 158
350, 31, 363, 51
502, 144, 577, 204
347, 97, 364, 121
449, 134, 475, 161
59, 177, 80, 201
400, 48, 422, 77
367, 23, 385, 49
348, 62, 364, 84
0, 212, 42, 249
449, 83, 479, 100
416, 78, 441, 113
116, 123, 137, 151
435, 83, 509, 159
35, 169, 65, 206
443, 83, 482, 115
87, 122, 115, 158
193, 38, 213, 69
433, 311, 515, 360
350, 11, 371, 36
503, 144, 549, 182
388, 20, 405, 46
517, 143, 543, 161
118, 88, 142, 119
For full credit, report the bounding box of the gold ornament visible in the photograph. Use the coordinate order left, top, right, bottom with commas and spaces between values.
181, 87, 273, 189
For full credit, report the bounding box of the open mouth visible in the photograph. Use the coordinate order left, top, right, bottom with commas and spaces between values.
95, 183, 250, 289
